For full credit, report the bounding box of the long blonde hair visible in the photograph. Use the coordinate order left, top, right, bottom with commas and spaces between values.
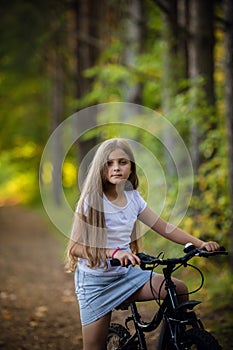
67, 138, 141, 271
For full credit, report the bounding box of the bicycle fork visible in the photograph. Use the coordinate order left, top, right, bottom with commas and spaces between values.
157, 266, 203, 350
158, 304, 204, 350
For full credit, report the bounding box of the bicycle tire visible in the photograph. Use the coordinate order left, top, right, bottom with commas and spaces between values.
180, 328, 222, 350
107, 323, 137, 350
158, 327, 221, 350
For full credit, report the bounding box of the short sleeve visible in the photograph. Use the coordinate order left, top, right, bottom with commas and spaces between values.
133, 190, 147, 215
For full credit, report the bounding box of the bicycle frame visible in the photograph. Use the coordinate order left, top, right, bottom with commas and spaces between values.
109, 245, 227, 350
115, 265, 203, 350
156, 264, 203, 350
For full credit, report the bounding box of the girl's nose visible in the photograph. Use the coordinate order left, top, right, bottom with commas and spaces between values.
113, 161, 120, 171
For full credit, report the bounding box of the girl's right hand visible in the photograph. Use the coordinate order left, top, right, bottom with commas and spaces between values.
113, 250, 141, 267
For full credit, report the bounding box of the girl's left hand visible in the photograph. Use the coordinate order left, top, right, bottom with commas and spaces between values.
200, 241, 220, 252
113, 250, 141, 267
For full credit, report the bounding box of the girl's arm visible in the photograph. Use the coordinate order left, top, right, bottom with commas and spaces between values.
69, 240, 140, 266
69, 241, 120, 259
69, 240, 111, 259
68, 240, 90, 259
138, 207, 220, 251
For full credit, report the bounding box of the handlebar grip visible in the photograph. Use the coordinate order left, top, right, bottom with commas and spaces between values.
110, 253, 157, 267
110, 258, 121, 266
110, 259, 132, 267
184, 243, 227, 254
219, 246, 226, 252
202, 246, 227, 253
199, 246, 228, 257
202, 246, 226, 251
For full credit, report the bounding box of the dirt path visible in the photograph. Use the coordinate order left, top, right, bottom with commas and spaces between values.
0, 206, 158, 350
0, 206, 231, 349
0, 206, 83, 349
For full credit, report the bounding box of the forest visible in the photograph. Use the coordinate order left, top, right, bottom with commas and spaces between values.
0, 0, 233, 347
1, 0, 233, 257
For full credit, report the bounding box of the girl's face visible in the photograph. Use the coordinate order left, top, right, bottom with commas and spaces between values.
105, 148, 131, 186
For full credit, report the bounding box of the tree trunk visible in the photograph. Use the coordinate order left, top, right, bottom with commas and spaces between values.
177, 0, 190, 81
188, 0, 215, 173
162, 0, 184, 177
162, 0, 178, 114
51, 50, 64, 206
73, 0, 104, 170
123, 0, 144, 104
223, 0, 233, 269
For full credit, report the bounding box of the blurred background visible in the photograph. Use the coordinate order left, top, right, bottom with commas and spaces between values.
0, 0, 233, 349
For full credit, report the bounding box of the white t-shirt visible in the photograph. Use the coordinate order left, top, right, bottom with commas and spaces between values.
77, 190, 147, 276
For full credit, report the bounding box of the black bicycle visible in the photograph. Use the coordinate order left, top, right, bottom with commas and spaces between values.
107, 243, 228, 350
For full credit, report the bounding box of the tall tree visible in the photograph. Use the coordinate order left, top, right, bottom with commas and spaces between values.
223, 0, 233, 267
160, 0, 190, 176
162, 0, 179, 114
177, 0, 189, 80
188, 0, 215, 173
160, 0, 179, 177
73, 0, 105, 171
122, 0, 144, 104
50, 46, 65, 206
46, 2, 69, 206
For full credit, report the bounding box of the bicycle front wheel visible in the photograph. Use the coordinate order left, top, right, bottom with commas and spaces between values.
179, 328, 221, 350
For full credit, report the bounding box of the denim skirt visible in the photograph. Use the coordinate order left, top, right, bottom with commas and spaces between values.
75, 266, 153, 326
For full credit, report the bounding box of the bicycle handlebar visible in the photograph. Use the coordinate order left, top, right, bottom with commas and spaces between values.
110, 244, 228, 268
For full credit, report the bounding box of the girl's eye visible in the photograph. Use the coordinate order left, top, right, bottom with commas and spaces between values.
106, 159, 129, 166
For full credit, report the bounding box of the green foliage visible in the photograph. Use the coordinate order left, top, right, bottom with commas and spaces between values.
183, 156, 231, 245
0, 142, 40, 205
72, 18, 164, 110
159, 79, 232, 247
88, 46, 163, 106
0, 0, 231, 262
0, 0, 70, 206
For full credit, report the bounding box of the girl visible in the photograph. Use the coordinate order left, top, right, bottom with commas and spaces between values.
67, 138, 220, 350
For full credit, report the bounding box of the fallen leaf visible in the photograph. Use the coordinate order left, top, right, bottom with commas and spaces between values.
35, 305, 48, 317
2, 308, 11, 320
